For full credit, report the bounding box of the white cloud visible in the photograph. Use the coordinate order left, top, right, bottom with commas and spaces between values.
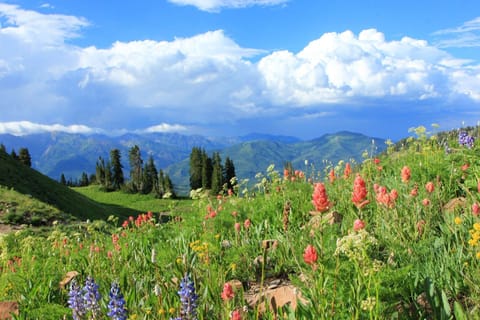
0, 121, 99, 136
0, 3, 88, 45
140, 123, 189, 133
258, 29, 479, 106
39, 3, 54, 9
167, 0, 288, 12
433, 17, 480, 48
0, 4, 479, 134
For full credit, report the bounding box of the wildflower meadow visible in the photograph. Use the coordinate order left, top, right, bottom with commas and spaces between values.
1, 126, 480, 319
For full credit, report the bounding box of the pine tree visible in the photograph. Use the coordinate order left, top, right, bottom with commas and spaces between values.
142, 155, 158, 194
95, 157, 106, 186
189, 147, 203, 190
163, 173, 176, 198
104, 160, 112, 190
157, 170, 166, 198
10, 149, 18, 160
18, 148, 32, 167
110, 149, 124, 190
0, 144, 6, 153
201, 150, 213, 189
211, 152, 224, 195
60, 173, 67, 185
224, 156, 236, 190
80, 172, 89, 187
129, 145, 143, 192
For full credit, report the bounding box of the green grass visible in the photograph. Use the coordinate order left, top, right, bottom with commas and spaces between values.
0, 150, 137, 222
74, 185, 194, 217
1, 126, 480, 319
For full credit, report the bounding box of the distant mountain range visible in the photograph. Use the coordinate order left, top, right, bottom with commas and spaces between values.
0, 131, 386, 195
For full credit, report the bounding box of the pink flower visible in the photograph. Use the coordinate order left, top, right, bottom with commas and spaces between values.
328, 169, 336, 183
352, 174, 369, 209
243, 219, 251, 229
303, 244, 318, 265
410, 185, 418, 197
231, 310, 242, 320
231, 211, 238, 217
353, 219, 366, 231
422, 198, 430, 206
401, 166, 411, 183
312, 183, 331, 213
472, 203, 480, 217
221, 283, 235, 301
417, 220, 426, 236
425, 182, 435, 193
343, 163, 352, 179
461, 163, 469, 171
234, 222, 241, 233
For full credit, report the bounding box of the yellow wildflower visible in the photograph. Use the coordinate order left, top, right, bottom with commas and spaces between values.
454, 217, 462, 225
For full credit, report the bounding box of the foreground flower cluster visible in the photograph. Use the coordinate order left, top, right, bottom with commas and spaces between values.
0, 126, 479, 318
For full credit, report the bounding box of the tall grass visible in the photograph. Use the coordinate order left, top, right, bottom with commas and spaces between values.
0, 126, 479, 319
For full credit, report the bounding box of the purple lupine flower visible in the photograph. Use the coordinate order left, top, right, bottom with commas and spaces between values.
83, 276, 102, 318
107, 282, 127, 320
68, 278, 86, 320
171, 273, 198, 320
459, 131, 475, 148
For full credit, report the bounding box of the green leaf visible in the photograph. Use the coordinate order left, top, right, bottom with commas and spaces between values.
453, 301, 467, 320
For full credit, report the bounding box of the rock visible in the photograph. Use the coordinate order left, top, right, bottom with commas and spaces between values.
59, 270, 79, 289
0, 301, 19, 319
443, 197, 466, 213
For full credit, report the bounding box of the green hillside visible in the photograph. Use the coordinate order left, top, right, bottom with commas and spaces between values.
0, 150, 135, 223
167, 131, 386, 192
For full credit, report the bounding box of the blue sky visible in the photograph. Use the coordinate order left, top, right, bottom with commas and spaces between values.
0, 0, 479, 140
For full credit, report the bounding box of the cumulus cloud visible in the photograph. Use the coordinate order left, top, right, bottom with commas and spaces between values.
167, 0, 288, 12
433, 17, 480, 48
258, 29, 480, 105
0, 121, 99, 136
0, 4, 479, 137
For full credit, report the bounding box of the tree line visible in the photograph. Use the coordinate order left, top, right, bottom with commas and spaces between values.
89, 146, 176, 198
0, 144, 32, 168
189, 147, 236, 195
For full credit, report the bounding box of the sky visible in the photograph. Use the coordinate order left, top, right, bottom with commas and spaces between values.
0, 0, 479, 140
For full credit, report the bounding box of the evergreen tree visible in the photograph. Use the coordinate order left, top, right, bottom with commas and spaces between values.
142, 155, 158, 194
80, 172, 89, 187
163, 173, 176, 198
60, 173, 67, 185
104, 160, 112, 190
95, 157, 106, 186
10, 149, 18, 160
224, 156, 236, 190
201, 150, 213, 189
189, 147, 203, 190
110, 149, 124, 190
211, 152, 224, 195
0, 144, 6, 153
157, 170, 166, 198
18, 148, 32, 167
89, 173, 97, 185
129, 145, 143, 192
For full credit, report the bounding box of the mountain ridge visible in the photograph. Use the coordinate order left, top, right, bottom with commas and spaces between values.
0, 130, 386, 195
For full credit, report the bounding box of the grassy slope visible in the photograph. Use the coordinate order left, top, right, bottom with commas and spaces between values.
74, 185, 194, 216
0, 150, 134, 221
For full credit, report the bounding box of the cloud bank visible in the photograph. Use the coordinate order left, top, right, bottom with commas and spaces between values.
0, 4, 479, 137
167, 0, 289, 12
